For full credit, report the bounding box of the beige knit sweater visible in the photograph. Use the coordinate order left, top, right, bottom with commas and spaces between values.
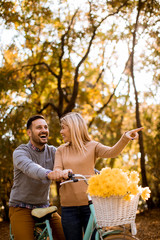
54, 133, 130, 206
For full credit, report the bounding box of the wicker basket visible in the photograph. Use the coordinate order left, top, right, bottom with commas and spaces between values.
91, 194, 140, 235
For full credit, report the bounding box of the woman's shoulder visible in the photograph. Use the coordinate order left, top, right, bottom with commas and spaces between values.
57, 141, 99, 151
56, 142, 70, 150
85, 140, 99, 147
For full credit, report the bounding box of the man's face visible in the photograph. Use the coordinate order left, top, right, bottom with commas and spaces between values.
27, 119, 49, 148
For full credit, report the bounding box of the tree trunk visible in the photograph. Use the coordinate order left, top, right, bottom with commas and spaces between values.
1, 198, 9, 222
130, 0, 154, 209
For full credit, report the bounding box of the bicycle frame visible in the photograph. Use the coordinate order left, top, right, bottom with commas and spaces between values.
10, 219, 53, 240
84, 194, 121, 240
34, 220, 53, 240
61, 173, 121, 240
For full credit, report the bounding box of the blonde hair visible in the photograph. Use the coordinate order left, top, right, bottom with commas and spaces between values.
60, 112, 91, 153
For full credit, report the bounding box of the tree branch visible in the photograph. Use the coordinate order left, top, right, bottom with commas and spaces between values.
57, 9, 79, 116
64, 0, 129, 114
88, 77, 122, 127
37, 102, 58, 114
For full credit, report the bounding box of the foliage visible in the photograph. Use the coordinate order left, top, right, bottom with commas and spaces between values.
0, 0, 160, 220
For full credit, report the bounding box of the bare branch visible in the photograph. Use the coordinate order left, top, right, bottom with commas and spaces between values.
64, 0, 129, 114
37, 102, 58, 115
10, 62, 59, 79
88, 77, 122, 127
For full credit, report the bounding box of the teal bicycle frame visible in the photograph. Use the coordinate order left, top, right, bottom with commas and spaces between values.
61, 173, 121, 240
83, 194, 120, 240
10, 218, 53, 240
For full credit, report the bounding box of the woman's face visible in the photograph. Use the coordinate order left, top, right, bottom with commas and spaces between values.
60, 123, 71, 143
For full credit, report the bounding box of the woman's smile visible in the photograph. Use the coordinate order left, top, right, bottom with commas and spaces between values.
60, 123, 71, 143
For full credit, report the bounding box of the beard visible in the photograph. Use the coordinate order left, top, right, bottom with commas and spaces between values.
30, 131, 48, 146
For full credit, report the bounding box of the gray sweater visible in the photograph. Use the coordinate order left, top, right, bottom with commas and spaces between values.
9, 142, 56, 206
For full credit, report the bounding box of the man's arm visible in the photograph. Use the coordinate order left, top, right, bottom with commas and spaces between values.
13, 149, 52, 180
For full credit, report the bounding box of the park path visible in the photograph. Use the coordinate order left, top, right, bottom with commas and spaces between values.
0, 208, 160, 240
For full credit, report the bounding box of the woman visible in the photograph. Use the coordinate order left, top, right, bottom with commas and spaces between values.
54, 112, 143, 240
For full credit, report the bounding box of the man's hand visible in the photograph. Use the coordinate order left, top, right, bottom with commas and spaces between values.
47, 169, 63, 181
47, 169, 73, 181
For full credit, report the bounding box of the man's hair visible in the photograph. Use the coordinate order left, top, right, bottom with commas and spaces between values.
27, 115, 45, 129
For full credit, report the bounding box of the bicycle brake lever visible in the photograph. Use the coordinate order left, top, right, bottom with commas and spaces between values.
73, 178, 78, 182
68, 172, 73, 178
68, 172, 78, 182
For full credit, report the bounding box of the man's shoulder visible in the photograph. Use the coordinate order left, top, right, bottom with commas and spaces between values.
14, 143, 30, 152
13, 143, 31, 157
45, 144, 56, 152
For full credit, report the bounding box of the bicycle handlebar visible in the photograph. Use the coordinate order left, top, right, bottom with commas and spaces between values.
60, 173, 89, 186
60, 169, 100, 186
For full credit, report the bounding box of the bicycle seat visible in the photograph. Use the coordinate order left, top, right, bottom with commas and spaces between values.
31, 206, 57, 219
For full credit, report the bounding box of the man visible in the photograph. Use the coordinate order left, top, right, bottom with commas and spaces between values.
9, 115, 70, 240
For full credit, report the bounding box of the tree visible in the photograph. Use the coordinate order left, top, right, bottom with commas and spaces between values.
142, 104, 160, 207
123, 0, 160, 208
0, 0, 160, 219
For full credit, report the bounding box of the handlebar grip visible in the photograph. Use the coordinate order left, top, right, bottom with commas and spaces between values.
68, 172, 73, 179
68, 172, 78, 182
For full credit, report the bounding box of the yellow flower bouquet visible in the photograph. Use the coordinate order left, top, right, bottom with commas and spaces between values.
87, 167, 151, 234
87, 167, 150, 201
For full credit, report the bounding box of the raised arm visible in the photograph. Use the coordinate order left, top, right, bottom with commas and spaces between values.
95, 127, 143, 159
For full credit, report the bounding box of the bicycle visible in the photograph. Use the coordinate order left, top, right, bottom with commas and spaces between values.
10, 205, 57, 240
60, 172, 140, 240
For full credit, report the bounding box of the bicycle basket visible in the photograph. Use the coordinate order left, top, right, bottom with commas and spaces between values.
91, 194, 140, 234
